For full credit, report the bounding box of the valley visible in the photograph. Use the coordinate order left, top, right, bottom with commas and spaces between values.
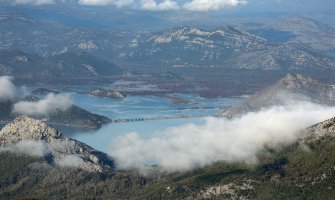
0, 1, 335, 199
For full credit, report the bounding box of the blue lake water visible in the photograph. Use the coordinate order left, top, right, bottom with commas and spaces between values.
71, 93, 242, 119
70, 93, 242, 152
32, 89, 243, 152
72, 118, 208, 152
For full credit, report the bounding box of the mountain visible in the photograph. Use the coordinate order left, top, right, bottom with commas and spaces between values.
123, 26, 335, 70
1, 115, 335, 199
0, 116, 114, 172
135, 116, 335, 199
123, 25, 268, 66
1, 13, 334, 72
0, 99, 111, 130
252, 17, 335, 54
0, 50, 122, 80
221, 73, 335, 117
0, 13, 130, 59
48, 105, 112, 129
233, 43, 335, 70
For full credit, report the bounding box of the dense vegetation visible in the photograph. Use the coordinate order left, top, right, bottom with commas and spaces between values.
1, 131, 335, 199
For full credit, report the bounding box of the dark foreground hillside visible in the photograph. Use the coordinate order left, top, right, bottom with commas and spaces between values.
1, 116, 335, 199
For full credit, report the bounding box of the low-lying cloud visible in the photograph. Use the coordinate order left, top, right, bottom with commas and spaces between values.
0, 75, 73, 116
2, 141, 86, 168
12, 93, 72, 116
58, 154, 85, 168
1, 140, 52, 157
109, 101, 335, 172
0, 76, 16, 102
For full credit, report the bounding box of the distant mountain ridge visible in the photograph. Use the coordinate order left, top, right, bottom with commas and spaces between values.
0, 13, 130, 59
221, 73, 335, 117
264, 17, 335, 53
124, 25, 268, 65
123, 25, 335, 70
0, 50, 122, 79
1, 13, 334, 72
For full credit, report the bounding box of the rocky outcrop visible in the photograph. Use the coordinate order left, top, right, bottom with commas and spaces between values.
47, 105, 112, 129
0, 116, 114, 172
221, 73, 335, 118
89, 88, 126, 99
303, 117, 335, 143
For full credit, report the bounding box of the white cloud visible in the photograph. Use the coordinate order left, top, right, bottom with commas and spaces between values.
78, 0, 245, 11
109, 101, 335, 172
1, 140, 52, 157
13, 0, 55, 5
58, 154, 85, 167
183, 0, 247, 11
2, 0, 248, 10
0, 76, 16, 102
78, 0, 134, 7
140, 0, 179, 11
12, 93, 72, 116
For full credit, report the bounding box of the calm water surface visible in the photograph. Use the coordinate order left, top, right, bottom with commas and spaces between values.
70, 93, 242, 152
33, 89, 243, 152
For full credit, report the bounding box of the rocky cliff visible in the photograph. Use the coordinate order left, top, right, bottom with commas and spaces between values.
221, 73, 335, 117
0, 116, 114, 172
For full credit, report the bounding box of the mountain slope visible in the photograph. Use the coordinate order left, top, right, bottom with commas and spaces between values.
264, 17, 335, 54
0, 13, 129, 59
0, 50, 122, 80
0, 116, 114, 172
0, 99, 111, 130
221, 73, 335, 117
134, 116, 335, 199
124, 25, 268, 66
1, 115, 335, 199
123, 26, 335, 70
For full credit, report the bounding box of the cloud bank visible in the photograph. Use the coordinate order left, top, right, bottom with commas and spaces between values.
183, 0, 247, 11
109, 101, 335, 172
0, 76, 16, 102
12, 93, 72, 116
77, 0, 247, 11
2, 0, 247, 11
4, 0, 56, 5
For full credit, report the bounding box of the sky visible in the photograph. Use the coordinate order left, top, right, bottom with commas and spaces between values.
1, 0, 334, 13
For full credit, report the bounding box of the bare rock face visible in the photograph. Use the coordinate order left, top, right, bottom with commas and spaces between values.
0, 116, 114, 172
89, 88, 126, 99
221, 73, 335, 118
304, 117, 335, 143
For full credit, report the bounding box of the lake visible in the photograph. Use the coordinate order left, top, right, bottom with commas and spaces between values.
32, 88, 243, 152
69, 92, 242, 152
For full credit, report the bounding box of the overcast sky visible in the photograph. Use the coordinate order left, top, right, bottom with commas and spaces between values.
1, 0, 334, 13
